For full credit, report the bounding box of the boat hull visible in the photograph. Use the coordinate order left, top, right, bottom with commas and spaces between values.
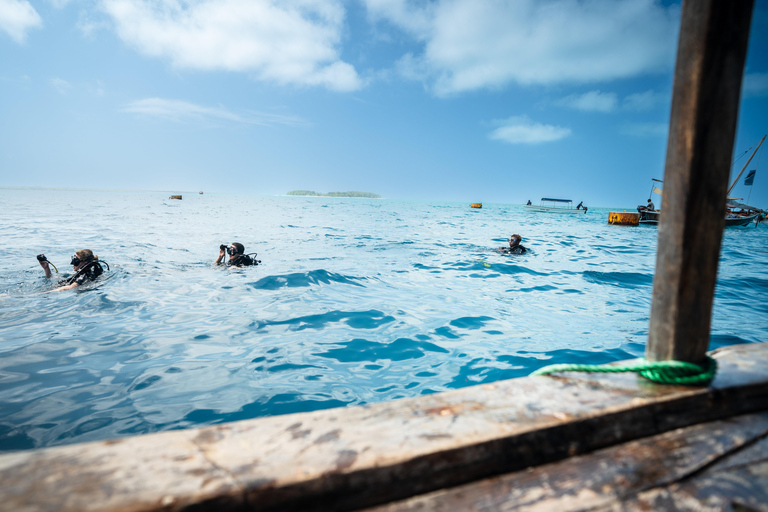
638, 210, 661, 224
639, 210, 757, 227
523, 205, 586, 214
725, 214, 758, 226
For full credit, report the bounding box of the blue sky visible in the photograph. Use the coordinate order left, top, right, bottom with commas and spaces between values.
1, 0, 767, 207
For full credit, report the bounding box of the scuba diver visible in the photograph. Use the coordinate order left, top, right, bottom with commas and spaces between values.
497, 234, 527, 255
37, 249, 106, 291
215, 243, 260, 267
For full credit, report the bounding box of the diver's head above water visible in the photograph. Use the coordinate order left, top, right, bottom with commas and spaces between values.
70, 249, 97, 270
230, 243, 244, 256
509, 234, 522, 248
216, 242, 251, 266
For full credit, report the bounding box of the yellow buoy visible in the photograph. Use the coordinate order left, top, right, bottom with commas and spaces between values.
470, 203, 482, 209
170, 195, 182, 200
608, 211, 639, 225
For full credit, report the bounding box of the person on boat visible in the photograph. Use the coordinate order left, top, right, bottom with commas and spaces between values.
497, 234, 527, 255
216, 242, 258, 267
638, 199, 655, 211
576, 201, 584, 210
37, 249, 104, 292
526, 200, 532, 206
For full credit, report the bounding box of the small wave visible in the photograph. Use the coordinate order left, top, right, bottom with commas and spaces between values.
582, 270, 653, 288
267, 363, 324, 373
446, 260, 546, 276
710, 334, 753, 349
518, 284, 557, 292
255, 309, 396, 331
248, 269, 365, 290
315, 337, 449, 363
449, 316, 495, 330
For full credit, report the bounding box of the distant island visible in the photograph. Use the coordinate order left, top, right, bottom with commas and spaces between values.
287, 190, 381, 198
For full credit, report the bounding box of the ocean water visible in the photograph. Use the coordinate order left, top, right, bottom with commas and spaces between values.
1, 188, 766, 452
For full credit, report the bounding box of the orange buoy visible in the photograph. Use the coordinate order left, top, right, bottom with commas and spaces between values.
170, 195, 182, 200
608, 211, 639, 225
470, 203, 482, 209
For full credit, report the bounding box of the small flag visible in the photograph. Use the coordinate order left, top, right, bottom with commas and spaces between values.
745, 170, 756, 186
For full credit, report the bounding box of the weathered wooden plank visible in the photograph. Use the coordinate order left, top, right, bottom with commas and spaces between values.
647, 0, 755, 364
0, 431, 242, 512
364, 412, 768, 512
598, 439, 768, 512
0, 343, 767, 512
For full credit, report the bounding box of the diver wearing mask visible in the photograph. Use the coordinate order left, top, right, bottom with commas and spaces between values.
215, 243, 260, 267
37, 249, 106, 291
497, 234, 527, 255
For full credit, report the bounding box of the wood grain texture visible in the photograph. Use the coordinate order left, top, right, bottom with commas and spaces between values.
647, 0, 755, 364
366, 412, 768, 512
0, 343, 767, 512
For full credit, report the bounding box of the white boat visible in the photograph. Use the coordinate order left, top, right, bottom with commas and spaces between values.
523, 198, 587, 214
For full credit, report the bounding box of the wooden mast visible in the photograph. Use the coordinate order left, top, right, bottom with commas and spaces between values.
647, 0, 755, 364
726, 134, 766, 197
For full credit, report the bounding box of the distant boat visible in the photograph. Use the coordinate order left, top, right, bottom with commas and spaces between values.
199, 191, 204, 195
524, 198, 587, 214
639, 137, 766, 227
637, 179, 663, 225
724, 211, 759, 226
470, 203, 482, 209
724, 135, 765, 227
638, 179, 761, 227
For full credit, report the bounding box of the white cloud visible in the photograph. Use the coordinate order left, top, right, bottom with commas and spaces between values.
489, 116, 571, 145
0, 0, 42, 43
620, 122, 667, 138
554, 89, 667, 113
78, 8, 110, 37
368, 0, 679, 95
98, 0, 362, 91
555, 90, 617, 112
122, 98, 309, 127
743, 72, 768, 97
362, 0, 433, 39
49, 77, 72, 94
623, 89, 666, 111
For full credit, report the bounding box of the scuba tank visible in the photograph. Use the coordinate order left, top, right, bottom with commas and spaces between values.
229, 253, 260, 266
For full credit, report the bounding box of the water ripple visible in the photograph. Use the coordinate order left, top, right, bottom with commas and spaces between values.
0, 190, 765, 452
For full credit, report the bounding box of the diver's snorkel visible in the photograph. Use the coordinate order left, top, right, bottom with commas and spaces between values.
37, 254, 58, 273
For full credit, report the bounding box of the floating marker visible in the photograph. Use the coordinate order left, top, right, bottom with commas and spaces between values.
608, 212, 640, 225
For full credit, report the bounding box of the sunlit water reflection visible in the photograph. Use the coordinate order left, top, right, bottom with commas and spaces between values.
1, 189, 766, 451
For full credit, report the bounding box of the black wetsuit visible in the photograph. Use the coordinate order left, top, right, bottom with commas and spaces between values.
497, 245, 527, 255
228, 254, 255, 267
66, 262, 104, 286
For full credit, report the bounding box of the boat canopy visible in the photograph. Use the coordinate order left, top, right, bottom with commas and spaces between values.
726, 200, 763, 212
541, 198, 572, 203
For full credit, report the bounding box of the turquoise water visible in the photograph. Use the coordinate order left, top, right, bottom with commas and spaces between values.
1, 189, 766, 452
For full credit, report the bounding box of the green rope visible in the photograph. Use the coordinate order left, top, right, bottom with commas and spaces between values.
531, 356, 717, 386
